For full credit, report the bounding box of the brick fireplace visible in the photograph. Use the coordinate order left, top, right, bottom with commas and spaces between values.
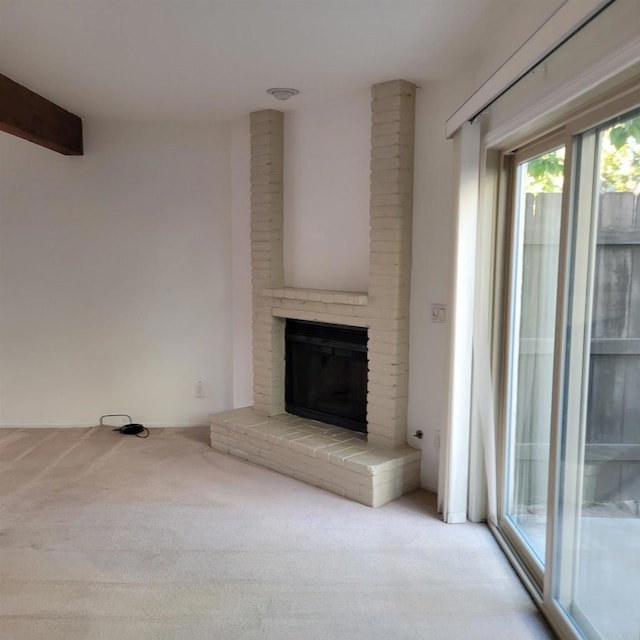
210, 80, 421, 507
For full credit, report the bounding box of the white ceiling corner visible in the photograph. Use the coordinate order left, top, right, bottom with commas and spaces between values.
0, 0, 563, 123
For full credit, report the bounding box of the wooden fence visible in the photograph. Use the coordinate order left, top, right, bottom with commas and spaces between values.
587, 191, 640, 505
517, 191, 639, 509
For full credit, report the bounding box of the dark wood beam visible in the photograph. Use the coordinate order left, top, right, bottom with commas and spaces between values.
0, 73, 83, 155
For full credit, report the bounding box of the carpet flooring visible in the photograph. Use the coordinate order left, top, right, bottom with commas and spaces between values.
0, 426, 555, 639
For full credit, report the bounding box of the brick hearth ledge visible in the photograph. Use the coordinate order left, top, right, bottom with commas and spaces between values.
210, 409, 420, 507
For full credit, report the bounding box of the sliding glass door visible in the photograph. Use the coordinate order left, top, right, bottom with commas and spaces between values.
554, 112, 640, 640
498, 104, 640, 640
502, 143, 565, 577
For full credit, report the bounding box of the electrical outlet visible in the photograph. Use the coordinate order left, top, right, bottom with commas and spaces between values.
195, 381, 205, 398
431, 303, 446, 323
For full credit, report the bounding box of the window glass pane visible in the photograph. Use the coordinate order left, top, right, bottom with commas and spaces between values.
556, 112, 640, 640
506, 147, 565, 564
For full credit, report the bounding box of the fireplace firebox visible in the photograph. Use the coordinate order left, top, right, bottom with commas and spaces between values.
285, 319, 368, 433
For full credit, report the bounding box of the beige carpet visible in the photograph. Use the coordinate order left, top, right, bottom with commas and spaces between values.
0, 426, 555, 639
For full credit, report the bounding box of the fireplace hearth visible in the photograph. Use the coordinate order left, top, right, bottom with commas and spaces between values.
285, 319, 368, 433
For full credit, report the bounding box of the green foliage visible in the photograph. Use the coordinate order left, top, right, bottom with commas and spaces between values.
608, 116, 640, 150
525, 115, 640, 194
528, 153, 563, 181
525, 149, 564, 193
600, 116, 640, 193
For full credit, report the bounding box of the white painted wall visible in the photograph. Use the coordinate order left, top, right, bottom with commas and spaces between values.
0, 121, 232, 427
470, 0, 565, 91
283, 89, 370, 292
408, 75, 477, 491
230, 116, 253, 408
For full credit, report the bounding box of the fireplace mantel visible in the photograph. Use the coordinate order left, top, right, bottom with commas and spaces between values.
264, 287, 368, 306
264, 287, 370, 328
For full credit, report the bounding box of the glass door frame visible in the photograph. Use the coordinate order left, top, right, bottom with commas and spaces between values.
492, 79, 640, 640
497, 129, 572, 594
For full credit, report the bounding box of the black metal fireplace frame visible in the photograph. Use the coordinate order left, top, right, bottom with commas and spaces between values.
285, 319, 368, 433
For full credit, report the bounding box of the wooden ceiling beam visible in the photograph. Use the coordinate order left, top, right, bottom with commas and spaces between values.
0, 73, 83, 155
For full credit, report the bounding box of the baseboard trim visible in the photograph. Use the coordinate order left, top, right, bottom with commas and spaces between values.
0, 423, 209, 429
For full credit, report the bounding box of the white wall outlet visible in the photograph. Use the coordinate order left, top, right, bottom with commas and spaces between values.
195, 381, 205, 398
431, 303, 446, 323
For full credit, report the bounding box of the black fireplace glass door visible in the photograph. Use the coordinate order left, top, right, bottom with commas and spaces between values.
285, 320, 367, 433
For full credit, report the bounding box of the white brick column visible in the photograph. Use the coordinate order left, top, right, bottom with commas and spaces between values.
250, 110, 285, 415
367, 80, 416, 449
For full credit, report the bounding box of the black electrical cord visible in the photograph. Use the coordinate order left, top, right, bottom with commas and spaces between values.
100, 414, 150, 438
112, 424, 149, 438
